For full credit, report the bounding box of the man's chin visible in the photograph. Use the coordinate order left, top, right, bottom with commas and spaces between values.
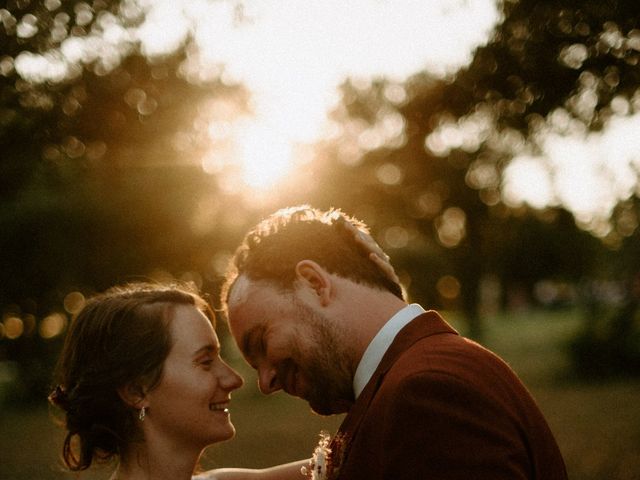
308, 398, 353, 416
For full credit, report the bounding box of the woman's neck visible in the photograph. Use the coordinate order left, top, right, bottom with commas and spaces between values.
111, 438, 202, 480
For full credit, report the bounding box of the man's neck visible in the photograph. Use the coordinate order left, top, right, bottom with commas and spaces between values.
333, 278, 407, 369
353, 303, 426, 398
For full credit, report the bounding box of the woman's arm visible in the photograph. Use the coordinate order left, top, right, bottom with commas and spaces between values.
194, 460, 308, 480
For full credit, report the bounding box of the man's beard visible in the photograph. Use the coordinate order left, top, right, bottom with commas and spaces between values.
292, 300, 355, 415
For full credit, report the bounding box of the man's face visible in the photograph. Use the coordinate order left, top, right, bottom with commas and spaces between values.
227, 275, 355, 415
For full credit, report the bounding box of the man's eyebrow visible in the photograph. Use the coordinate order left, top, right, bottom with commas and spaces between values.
193, 344, 219, 357
241, 324, 266, 359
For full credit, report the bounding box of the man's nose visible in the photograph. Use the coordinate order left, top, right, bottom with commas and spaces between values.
257, 365, 281, 394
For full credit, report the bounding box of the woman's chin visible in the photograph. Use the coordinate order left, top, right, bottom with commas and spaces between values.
210, 423, 236, 444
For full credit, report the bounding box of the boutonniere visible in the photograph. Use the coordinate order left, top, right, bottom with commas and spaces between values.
301, 431, 349, 480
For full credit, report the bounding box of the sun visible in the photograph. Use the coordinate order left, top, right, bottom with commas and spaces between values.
201, 114, 302, 192
237, 122, 294, 189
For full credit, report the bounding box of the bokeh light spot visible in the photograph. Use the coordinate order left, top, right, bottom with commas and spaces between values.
45, 0, 62, 11
384, 225, 410, 249
39, 313, 68, 339
64, 291, 86, 315
435, 207, 467, 248
376, 163, 403, 186
559, 43, 588, 69
413, 191, 442, 219
437, 275, 461, 300
3, 316, 24, 340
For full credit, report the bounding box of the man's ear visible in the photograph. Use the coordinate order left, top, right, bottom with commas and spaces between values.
295, 260, 332, 306
117, 381, 147, 409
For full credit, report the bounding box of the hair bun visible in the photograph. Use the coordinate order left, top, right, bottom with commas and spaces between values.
49, 385, 69, 408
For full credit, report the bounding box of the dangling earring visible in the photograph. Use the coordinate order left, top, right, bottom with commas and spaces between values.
139, 406, 146, 421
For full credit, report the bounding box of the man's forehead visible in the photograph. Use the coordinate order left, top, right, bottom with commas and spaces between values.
228, 275, 252, 308
228, 275, 277, 309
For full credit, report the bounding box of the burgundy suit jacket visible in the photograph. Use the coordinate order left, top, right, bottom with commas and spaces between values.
330, 311, 567, 480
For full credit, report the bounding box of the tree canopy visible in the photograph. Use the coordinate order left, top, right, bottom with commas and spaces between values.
281, 0, 639, 342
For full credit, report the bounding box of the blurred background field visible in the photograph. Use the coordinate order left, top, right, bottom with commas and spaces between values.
2, 308, 639, 480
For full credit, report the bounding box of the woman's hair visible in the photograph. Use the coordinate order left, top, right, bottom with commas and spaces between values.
49, 282, 214, 471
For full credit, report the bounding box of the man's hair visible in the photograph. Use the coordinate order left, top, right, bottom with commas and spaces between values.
221, 205, 403, 307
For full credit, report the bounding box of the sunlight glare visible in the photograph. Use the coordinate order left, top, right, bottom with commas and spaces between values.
136, 0, 190, 58
185, 0, 499, 190
503, 156, 555, 210
237, 121, 294, 189
13, 0, 501, 192
503, 112, 640, 232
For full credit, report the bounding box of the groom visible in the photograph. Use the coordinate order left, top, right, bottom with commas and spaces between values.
221, 205, 568, 480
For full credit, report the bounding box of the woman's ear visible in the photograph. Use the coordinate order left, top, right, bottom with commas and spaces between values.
117, 381, 147, 409
295, 260, 332, 306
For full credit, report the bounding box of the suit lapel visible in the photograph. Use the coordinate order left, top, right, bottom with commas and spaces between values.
375, 310, 457, 376
330, 311, 458, 477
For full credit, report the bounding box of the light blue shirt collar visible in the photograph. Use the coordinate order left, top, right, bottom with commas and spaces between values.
353, 303, 426, 398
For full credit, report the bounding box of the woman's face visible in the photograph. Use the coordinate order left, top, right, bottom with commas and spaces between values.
143, 304, 244, 450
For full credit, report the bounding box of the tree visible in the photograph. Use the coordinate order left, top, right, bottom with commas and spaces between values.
0, 0, 253, 400
296, 0, 640, 341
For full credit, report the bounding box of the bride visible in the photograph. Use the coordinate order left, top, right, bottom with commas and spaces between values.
49, 282, 305, 480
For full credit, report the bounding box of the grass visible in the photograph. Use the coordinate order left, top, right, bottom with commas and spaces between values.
1, 308, 639, 479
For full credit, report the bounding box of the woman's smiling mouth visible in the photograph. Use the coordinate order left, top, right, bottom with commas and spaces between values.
209, 401, 230, 413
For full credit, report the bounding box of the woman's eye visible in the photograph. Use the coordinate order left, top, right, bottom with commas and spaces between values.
200, 359, 214, 368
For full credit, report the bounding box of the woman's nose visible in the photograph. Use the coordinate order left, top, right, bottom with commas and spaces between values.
220, 361, 244, 390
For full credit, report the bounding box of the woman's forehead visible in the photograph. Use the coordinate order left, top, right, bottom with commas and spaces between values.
169, 305, 218, 350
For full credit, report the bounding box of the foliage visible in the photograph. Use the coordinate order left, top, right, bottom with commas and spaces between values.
0, 0, 255, 400
570, 220, 640, 377
297, 0, 640, 342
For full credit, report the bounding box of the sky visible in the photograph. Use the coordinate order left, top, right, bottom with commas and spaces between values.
504, 112, 640, 235
139, 0, 640, 236
136, 0, 501, 187
12, 0, 640, 234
